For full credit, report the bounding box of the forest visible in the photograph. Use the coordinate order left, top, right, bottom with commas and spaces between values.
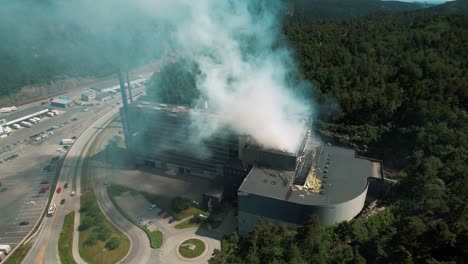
207, 8, 468, 264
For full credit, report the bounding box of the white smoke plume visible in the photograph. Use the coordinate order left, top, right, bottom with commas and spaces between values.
154, 0, 312, 153
1, 0, 312, 153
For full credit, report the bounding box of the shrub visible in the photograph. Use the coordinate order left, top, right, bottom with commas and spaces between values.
95, 226, 111, 241
84, 234, 98, 247
105, 237, 121, 250
78, 216, 94, 231
171, 197, 191, 213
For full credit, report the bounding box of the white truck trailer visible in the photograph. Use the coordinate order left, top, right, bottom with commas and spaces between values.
20, 121, 32, 128
0, 244, 11, 255
60, 139, 74, 145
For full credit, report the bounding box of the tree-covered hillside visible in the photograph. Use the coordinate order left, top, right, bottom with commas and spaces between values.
209, 10, 468, 264
0, 0, 164, 101
285, 0, 425, 22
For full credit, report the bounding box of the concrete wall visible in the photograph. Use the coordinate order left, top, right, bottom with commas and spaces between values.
238, 182, 369, 236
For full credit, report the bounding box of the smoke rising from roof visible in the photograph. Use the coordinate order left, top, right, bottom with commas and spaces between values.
151, 0, 312, 152
1, 0, 312, 153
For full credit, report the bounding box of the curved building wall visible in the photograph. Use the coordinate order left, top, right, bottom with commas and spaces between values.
237, 182, 369, 236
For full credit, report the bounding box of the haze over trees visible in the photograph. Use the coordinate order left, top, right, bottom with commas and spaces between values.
208, 3, 468, 264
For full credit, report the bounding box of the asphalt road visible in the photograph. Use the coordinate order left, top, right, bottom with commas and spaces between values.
90, 128, 158, 264
23, 106, 120, 264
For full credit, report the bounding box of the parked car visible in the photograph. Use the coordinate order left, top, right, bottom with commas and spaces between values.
168, 217, 176, 224
163, 214, 170, 219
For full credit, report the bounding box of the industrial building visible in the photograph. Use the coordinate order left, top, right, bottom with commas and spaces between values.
81, 91, 95, 101
120, 99, 383, 236
50, 98, 74, 108
94, 92, 112, 102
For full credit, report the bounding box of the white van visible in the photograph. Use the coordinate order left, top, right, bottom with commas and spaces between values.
12, 124, 21, 129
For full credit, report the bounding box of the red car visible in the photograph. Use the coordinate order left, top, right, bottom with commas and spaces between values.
41, 186, 50, 191
162, 214, 170, 219
56, 187, 62, 193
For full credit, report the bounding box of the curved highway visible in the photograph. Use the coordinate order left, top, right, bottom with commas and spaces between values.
89, 128, 158, 264
23, 106, 120, 264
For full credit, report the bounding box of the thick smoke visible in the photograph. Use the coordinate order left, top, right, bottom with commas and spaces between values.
153, 0, 312, 153
1, 0, 312, 152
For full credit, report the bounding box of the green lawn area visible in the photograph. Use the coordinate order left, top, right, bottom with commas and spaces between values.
58, 212, 76, 264
78, 194, 130, 264
4, 243, 32, 264
175, 218, 201, 229
79, 128, 130, 264
146, 229, 163, 249
178, 238, 206, 258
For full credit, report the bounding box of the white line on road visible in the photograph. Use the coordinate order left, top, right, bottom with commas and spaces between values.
5, 231, 30, 234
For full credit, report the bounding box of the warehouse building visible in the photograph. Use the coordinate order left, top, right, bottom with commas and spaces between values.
95, 92, 112, 102
237, 144, 383, 236
50, 98, 74, 108
120, 100, 383, 235
81, 91, 95, 101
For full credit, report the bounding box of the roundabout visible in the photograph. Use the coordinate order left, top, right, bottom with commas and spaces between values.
177, 238, 207, 259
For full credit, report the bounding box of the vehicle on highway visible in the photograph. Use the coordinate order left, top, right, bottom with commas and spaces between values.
47, 204, 56, 217
70, 191, 75, 196
64, 182, 69, 188
163, 213, 170, 219
57, 187, 62, 193
168, 217, 176, 224
60, 199, 66, 204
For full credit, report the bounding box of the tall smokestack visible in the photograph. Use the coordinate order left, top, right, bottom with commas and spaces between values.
118, 70, 129, 111
118, 69, 130, 146
126, 71, 133, 102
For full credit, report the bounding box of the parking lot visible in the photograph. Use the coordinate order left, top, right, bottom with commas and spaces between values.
0, 168, 52, 247
0, 100, 114, 251
114, 192, 176, 232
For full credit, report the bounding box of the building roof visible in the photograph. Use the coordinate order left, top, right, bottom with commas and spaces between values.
238, 145, 383, 205
51, 98, 73, 105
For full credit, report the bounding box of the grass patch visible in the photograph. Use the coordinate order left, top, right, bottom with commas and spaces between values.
146, 229, 163, 249
58, 212, 76, 264
178, 238, 206, 259
107, 185, 163, 249
175, 218, 201, 229
4, 243, 32, 264
79, 127, 130, 264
